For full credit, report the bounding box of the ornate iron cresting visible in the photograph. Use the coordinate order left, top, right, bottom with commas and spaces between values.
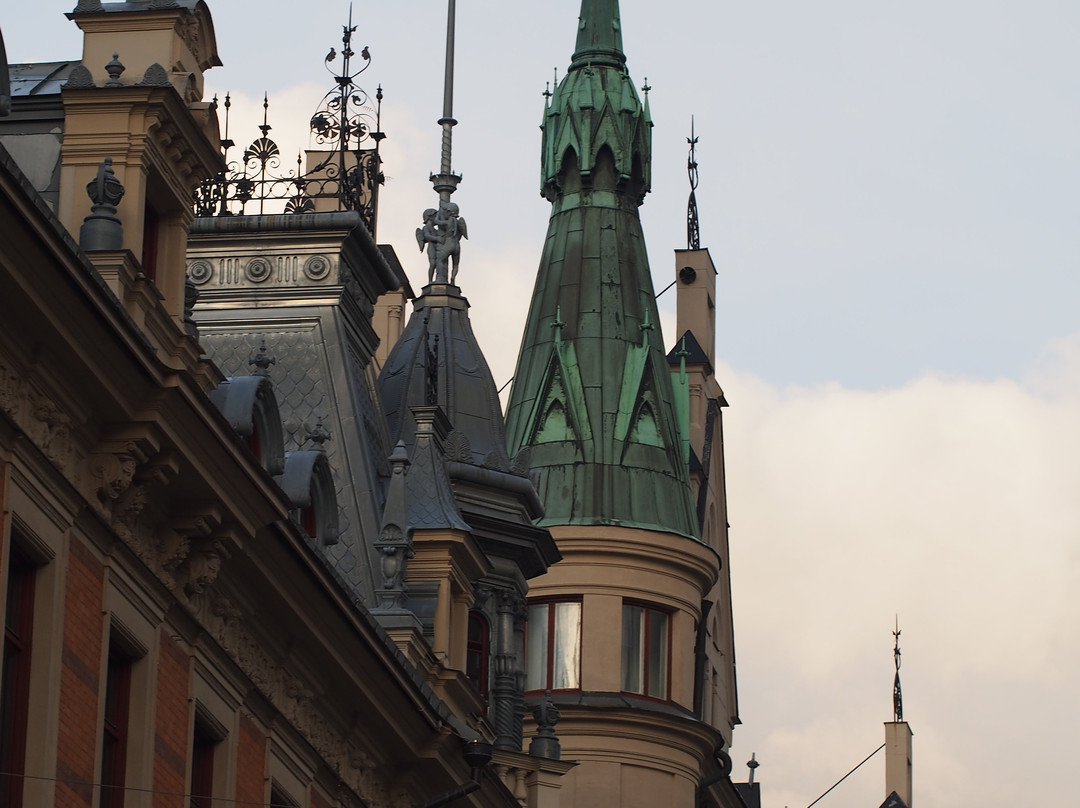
893, 616, 904, 722
193, 8, 385, 235
687, 116, 700, 250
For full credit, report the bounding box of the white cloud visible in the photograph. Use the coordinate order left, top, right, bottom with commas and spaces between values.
724, 338, 1080, 807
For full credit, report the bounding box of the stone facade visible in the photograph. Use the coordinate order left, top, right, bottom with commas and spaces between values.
0, 6, 569, 808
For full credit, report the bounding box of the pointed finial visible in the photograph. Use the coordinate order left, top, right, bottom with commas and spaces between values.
259, 92, 271, 138
248, 338, 276, 376
747, 753, 759, 785
639, 309, 654, 347
306, 417, 332, 450
687, 116, 700, 249
104, 53, 125, 87
893, 615, 903, 722
551, 306, 566, 346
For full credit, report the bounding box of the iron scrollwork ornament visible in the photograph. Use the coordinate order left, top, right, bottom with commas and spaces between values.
193, 10, 384, 234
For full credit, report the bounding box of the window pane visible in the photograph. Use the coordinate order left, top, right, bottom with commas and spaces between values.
526, 603, 549, 691
551, 601, 581, 690
647, 610, 668, 699
621, 605, 643, 694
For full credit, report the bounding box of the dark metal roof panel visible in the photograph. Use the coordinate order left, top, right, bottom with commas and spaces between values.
9, 62, 77, 97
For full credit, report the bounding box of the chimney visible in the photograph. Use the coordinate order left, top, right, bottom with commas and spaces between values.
884, 721, 913, 806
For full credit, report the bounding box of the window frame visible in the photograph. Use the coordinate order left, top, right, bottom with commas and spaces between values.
189, 721, 219, 808
0, 548, 36, 808
621, 600, 672, 701
525, 598, 582, 693
100, 645, 134, 808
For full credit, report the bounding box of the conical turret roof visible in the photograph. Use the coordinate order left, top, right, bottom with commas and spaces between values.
504, 0, 698, 539
378, 283, 513, 473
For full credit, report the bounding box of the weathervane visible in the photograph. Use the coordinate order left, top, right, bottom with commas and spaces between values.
687, 116, 700, 249
417, 0, 468, 286
893, 616, 903, 722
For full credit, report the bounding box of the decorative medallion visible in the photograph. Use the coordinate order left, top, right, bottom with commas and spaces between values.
188, 260, 213, 285
304, 254, 331, 281
245, 257, 272, 283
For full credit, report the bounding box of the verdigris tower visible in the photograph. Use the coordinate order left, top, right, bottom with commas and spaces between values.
506, 0, 696, 536
506, 1, 739, 806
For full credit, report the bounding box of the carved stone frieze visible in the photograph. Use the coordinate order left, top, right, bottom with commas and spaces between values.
179, 536, 229, 598
90, 440, 147, 513
30, 396, 72, 469
0, 357, 26, 420
197, 592, 395, 808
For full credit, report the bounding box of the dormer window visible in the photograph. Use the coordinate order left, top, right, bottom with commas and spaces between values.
301, 497, 318, 540
208, 375, 285, 477
278, 451, 339, 547
245, 422, 262, 465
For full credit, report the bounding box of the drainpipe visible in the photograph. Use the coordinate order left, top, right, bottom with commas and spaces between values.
697, 745, 733, 800
415, 739, 493, 808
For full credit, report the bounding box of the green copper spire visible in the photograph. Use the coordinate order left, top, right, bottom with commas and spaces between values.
505, 0, 698, 539
572, 0, 626, 69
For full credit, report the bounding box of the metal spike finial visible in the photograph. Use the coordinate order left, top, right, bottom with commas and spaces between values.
422, 0, 468, 286
746, 753, 759, 785
892, 615, 903, 722
687, 116, 700, 249
429, 0, 461, 201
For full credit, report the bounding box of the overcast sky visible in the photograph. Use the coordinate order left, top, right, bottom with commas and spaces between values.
7, 2, 1080, 806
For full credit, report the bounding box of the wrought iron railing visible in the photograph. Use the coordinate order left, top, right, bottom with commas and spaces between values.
193, 10, 384, 236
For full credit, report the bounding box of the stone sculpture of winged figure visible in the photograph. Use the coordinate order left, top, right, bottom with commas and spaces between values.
416, 208, 440, 283
435, 201, 467, 285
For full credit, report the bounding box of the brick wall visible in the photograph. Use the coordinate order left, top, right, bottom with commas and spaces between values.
153, 629, 191, 808
236, 712, 266, 806
55, 535, 105, 808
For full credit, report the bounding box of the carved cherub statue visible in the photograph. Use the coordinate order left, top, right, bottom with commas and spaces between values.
434, 201, 467, 285
416, 208, 441, 283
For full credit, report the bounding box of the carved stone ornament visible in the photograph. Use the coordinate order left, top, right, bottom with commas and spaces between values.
90, 442, 142, 508
444, 429, 472, 463
72, 1, 105, 15
195, 592, 396, 808
180, 537, 229, 598
64, 64, 96, 89
138, 62, 172, 88
303, 254, 331, 281
244, 257, 272, 283
179, 13, 202, 59
80, 157, 126, 251
509, 445, 532, 477
0, 358, 25, 419
30, 396, 72, 468
188, 260, 213, 285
